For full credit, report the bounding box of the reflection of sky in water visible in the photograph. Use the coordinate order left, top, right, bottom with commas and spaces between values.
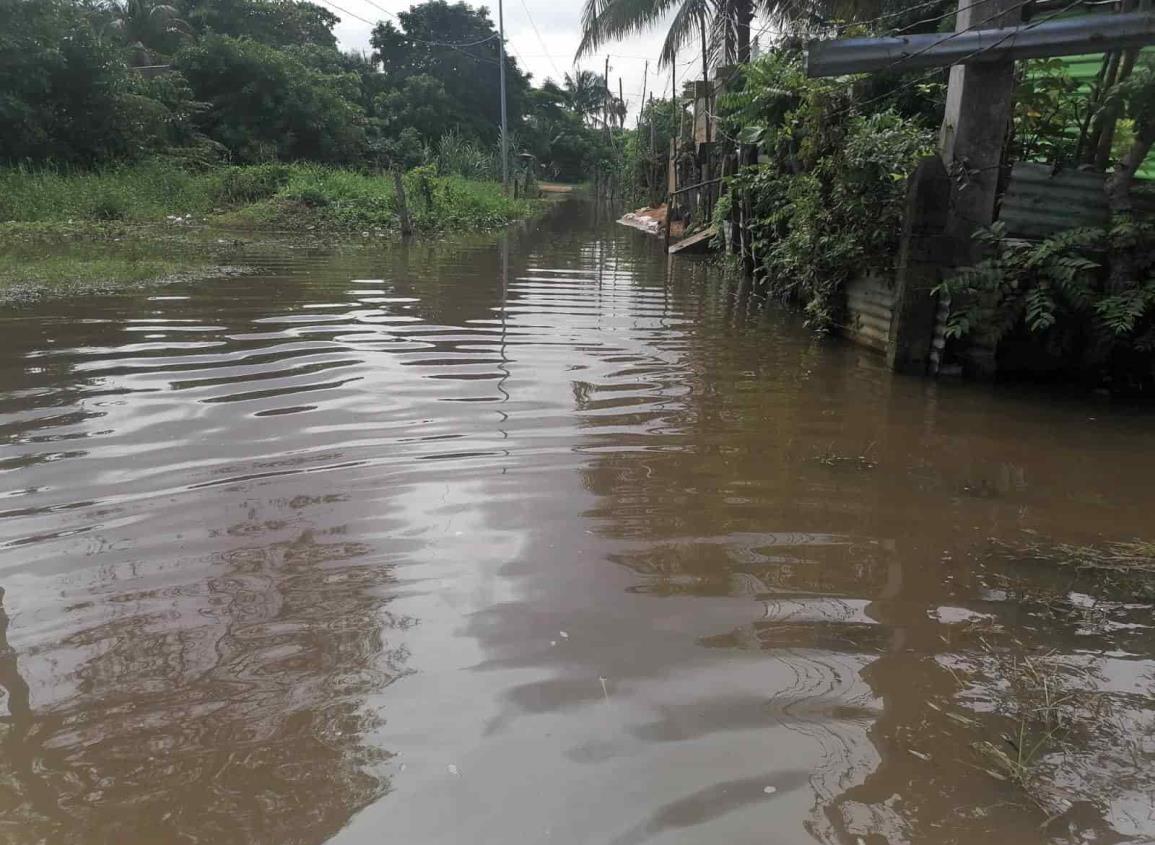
1, 202, 1154, 844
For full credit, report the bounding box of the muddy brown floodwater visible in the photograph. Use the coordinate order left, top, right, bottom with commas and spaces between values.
1, 197, 1154, 845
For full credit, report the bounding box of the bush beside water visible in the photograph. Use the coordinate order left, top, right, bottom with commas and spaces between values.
0, 161, 534, 232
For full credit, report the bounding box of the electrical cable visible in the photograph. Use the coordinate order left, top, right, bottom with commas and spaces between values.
319, 0, 502, 48
854, 0, 1040, 79
515, 0, 565, 77
706, 0, 1089, 140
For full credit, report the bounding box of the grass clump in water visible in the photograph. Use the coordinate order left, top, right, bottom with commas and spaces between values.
990, 536, 1155, 575
0, 252, 213, 303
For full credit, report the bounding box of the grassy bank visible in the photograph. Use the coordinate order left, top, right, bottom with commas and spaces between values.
0, 161, 536, 233
0, 161, 539, 301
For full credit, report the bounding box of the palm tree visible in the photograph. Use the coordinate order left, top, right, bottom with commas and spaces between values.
576, 0, 817, 70
610, 95, 627, 128
563, 70, 610, 125
104, 0, 192, 65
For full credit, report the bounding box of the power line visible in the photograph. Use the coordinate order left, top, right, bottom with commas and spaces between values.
515, 0, 564, 78
857, 0, 1038, 79
854, 0, 1087, 109
317, 0, 375, 26
322, 0, 502, 49
821, 0, 957, 33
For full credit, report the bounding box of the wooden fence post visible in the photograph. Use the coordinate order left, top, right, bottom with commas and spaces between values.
887, 155, 952, 374
392, 168, 414, 238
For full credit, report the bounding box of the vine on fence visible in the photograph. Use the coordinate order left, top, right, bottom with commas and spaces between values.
717, 51, 934, 331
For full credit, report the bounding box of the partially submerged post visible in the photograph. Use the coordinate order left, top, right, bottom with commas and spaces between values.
887, 156, 952, 373
805, 0, 1155, 375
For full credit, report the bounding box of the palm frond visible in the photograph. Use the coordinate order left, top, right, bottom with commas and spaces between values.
658, 0, 714, 66
577, 0, 685, 59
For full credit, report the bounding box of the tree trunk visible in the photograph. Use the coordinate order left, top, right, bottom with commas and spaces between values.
1106, 120, 1155, 292
1075, 53, 1114, 163
735, 0, 752, 64
1094, 48, 1140, 171
1086, 50, 1122, 166
392, 167, 413, 237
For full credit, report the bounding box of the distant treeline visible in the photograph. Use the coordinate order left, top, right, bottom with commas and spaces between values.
0, 0, 623, 181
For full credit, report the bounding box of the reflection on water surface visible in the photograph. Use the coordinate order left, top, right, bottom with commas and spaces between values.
1, 199, 1153, 844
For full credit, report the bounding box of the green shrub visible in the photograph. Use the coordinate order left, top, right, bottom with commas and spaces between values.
209, 164, 293, 205
720, 52, 935, 331
84, 190, 131, 221
935, 222, 1155, 388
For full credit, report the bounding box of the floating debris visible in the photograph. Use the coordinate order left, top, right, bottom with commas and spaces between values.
990, 536, 1155, 575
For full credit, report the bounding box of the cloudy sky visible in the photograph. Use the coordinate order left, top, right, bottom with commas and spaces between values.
324, 0, 690, 120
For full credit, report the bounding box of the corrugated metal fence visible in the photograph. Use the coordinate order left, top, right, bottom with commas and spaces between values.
841, 161, 1127, 359
999, 163, 1112, 237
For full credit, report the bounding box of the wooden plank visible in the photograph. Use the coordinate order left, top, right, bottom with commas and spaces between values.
667, 226, 717, 255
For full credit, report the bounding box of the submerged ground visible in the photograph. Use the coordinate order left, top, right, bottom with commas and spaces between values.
0, 196, 1153, 844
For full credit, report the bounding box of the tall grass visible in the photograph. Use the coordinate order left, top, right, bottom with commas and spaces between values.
0, 157, 534, 232
273, 165, 532, 230
433, 131, 498, 181
0, 161, 292, 222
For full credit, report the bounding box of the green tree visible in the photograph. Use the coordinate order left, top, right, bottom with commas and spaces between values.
562, 70, 608, 124
103, 0, 192, 64
577, 0, 750, 69
521, 78, 606, 180
369, 1, 530, 145
0, 0, 180, 163
176, 34, 366, 162
180, 0, 339, 49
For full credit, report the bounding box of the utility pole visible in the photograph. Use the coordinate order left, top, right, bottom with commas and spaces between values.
603, 55, 611, 136
498, 0, 509, 190
618, 77, 624, 129
700, 20, 711, 145
638, 60, 648, 129
804, 3, 1155, 374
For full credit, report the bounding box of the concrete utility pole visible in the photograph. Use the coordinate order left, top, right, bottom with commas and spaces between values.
804, 2, 1155, 374
939, 0, 1022, 241
639, 60, 648, 129
604, 55, 611, 136
498, 0, 509, 190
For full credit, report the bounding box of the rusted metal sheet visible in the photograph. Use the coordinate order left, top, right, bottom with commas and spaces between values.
999, 164, 1110, 238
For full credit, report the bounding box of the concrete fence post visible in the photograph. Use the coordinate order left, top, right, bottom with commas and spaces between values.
887, 155, 952, 374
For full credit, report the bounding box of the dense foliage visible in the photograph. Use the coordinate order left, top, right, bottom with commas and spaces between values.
717, 51, 935, 330
0, 0, 615, 181
935, 221, 1155, 388
936, 55, 1155, 389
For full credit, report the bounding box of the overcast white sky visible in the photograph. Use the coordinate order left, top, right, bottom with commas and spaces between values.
325, 0, 689, 120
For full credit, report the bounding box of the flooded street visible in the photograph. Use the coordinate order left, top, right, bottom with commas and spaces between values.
2, 197, 1154, 844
